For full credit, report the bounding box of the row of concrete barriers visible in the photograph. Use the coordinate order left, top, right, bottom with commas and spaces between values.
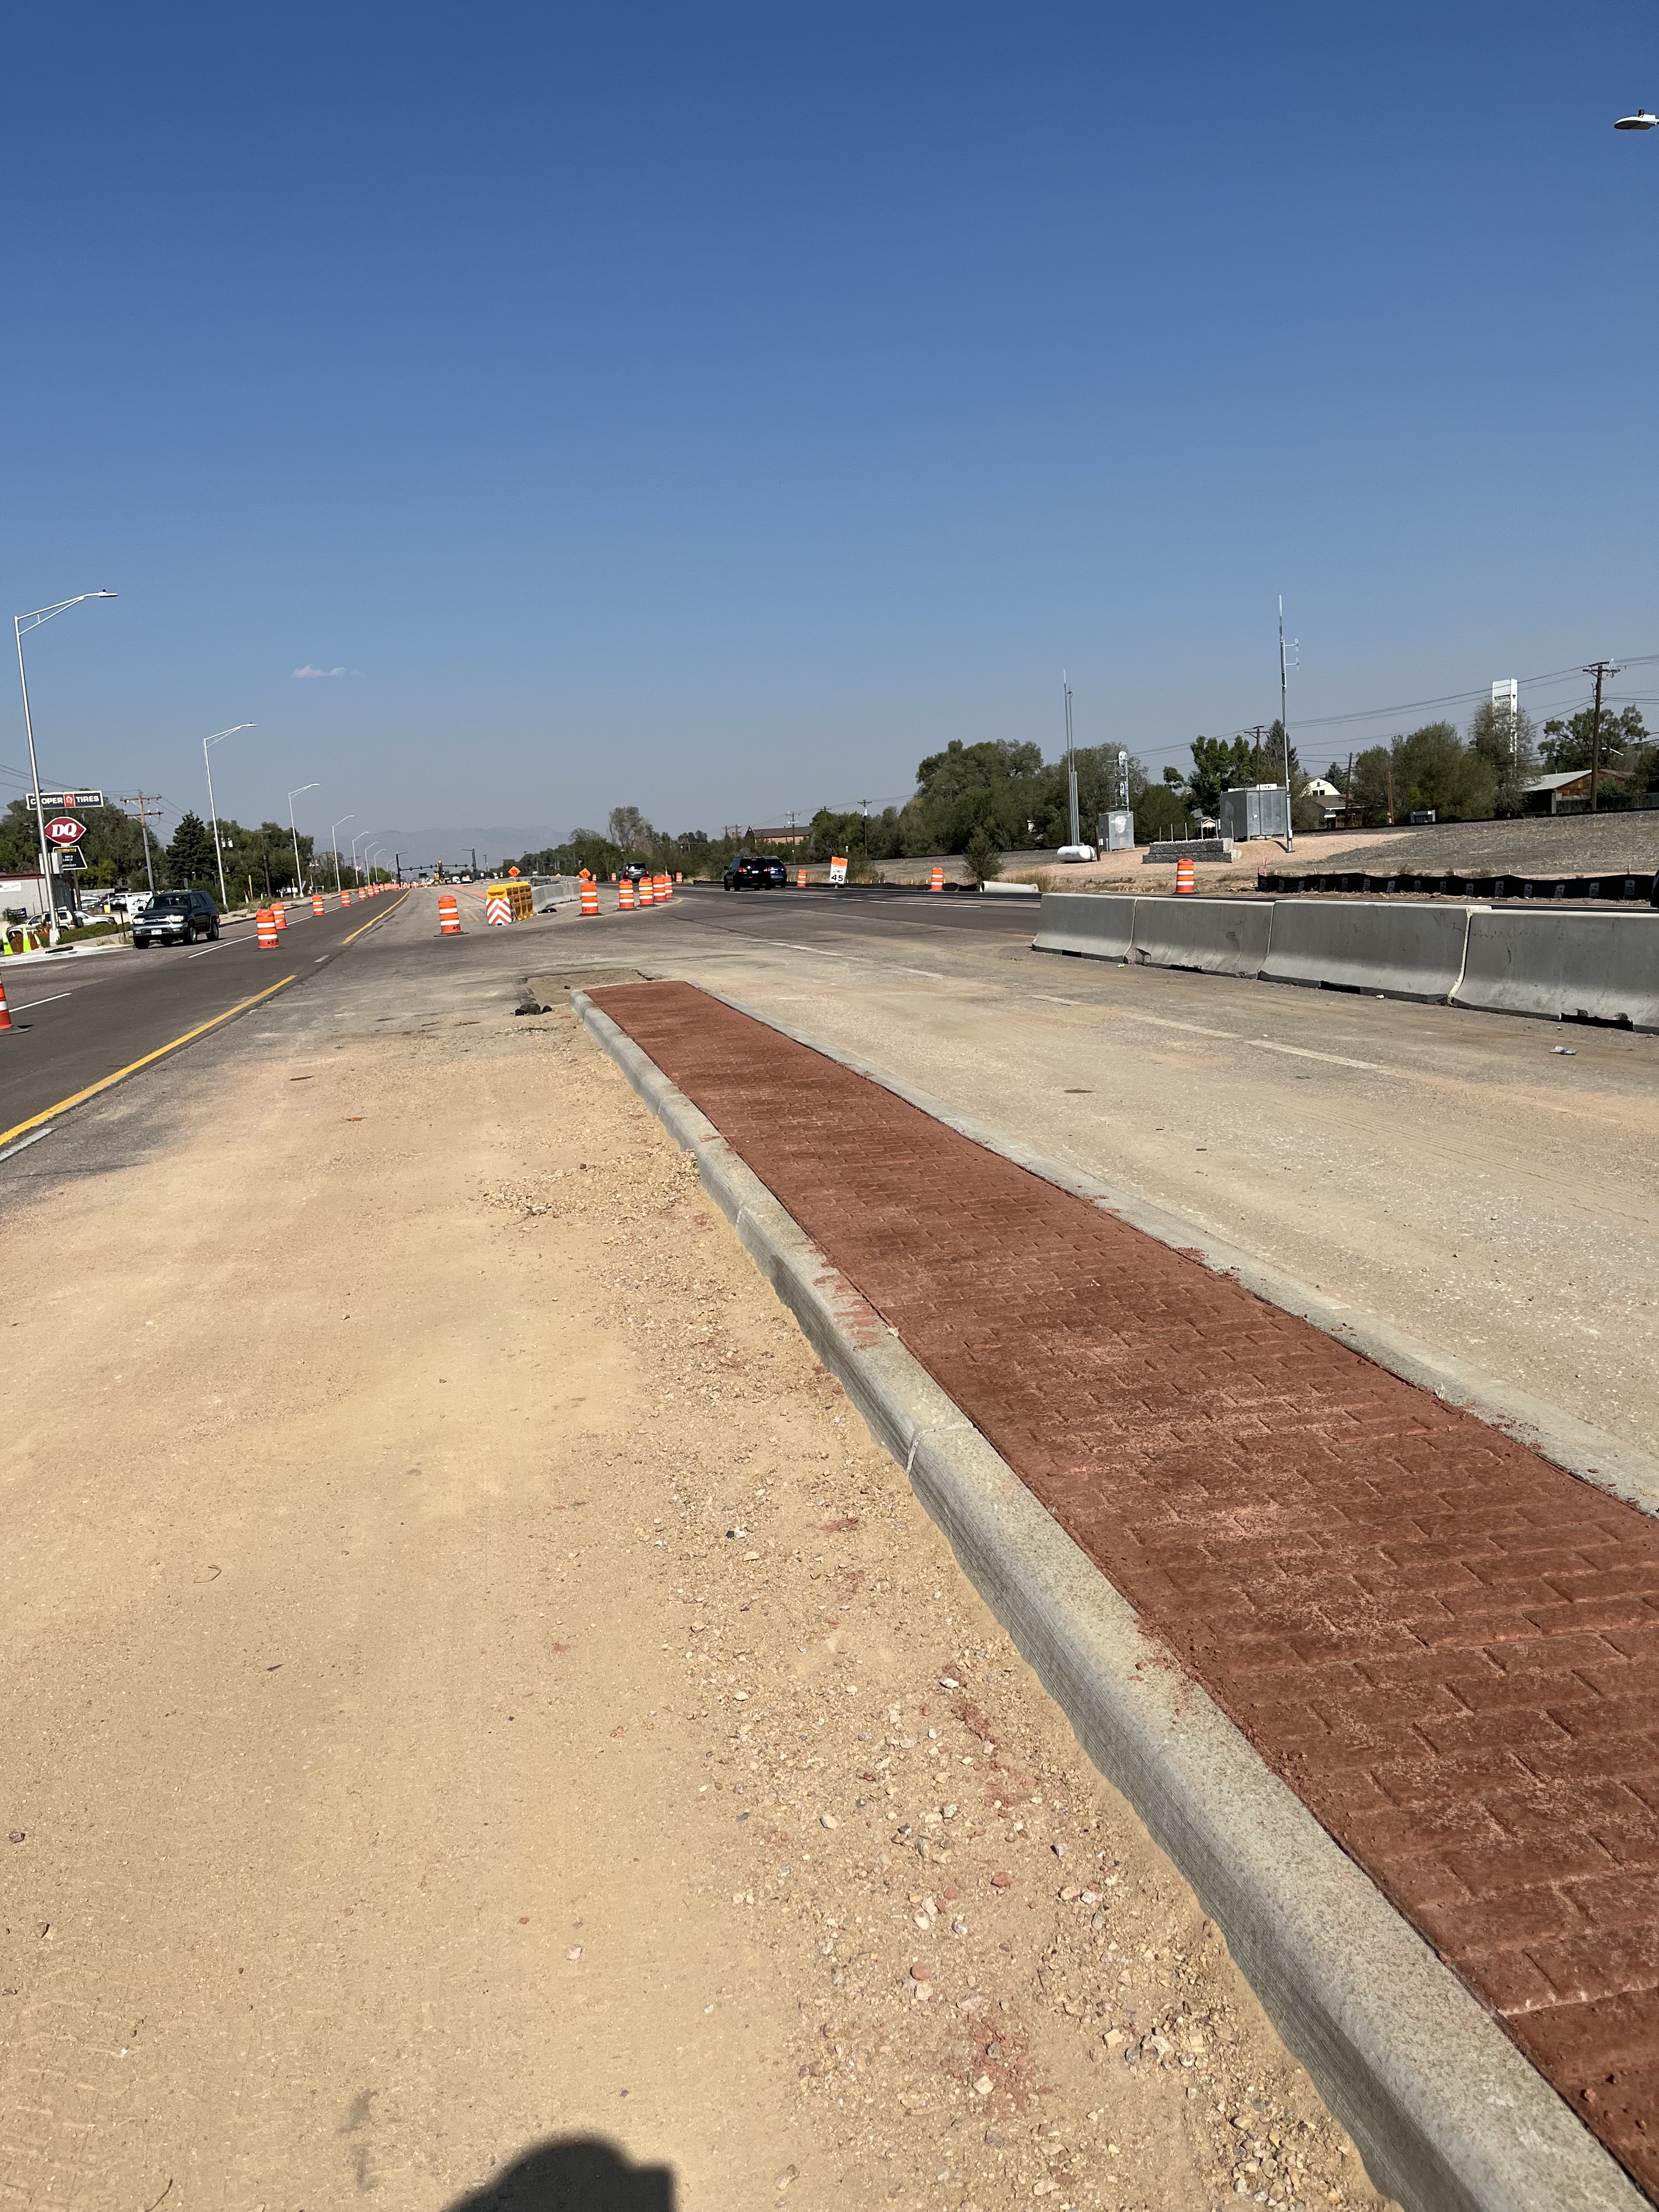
1034, 890, 1659, 1029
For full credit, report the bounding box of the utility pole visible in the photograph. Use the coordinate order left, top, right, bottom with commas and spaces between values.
1278, 597, 1294, 853
1345, 752, 1355, 825
117, 791, 162, 895
1584, 659, 1620, 814
1063, 675, 1079, 848
1386, 756, 1395, 825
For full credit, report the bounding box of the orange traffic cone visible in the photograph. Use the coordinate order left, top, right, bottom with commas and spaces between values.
0, 979, 12, 1033
929, 865, 944, 892
579, 877, 600, 917
1175, 856, 1195, 896
619, 879, 636, 911
257, 909, 278, 948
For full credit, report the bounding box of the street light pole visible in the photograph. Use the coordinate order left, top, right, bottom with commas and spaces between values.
203, 725, 254, 911
351, 830, 377, 887
14, 592, 118, 945
330, 814, 355, 895
1278, 596, 1294, 855
287, 782, 319, 891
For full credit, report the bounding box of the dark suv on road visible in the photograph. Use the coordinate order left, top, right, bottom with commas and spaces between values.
723, 854, 788, 889
133, 890, 220, 947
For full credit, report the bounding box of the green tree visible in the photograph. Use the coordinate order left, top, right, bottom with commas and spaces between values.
1391, 720, 1496, 820
1468, 699, 1539, 816
607, 805, 652, 854
168, 810, 217, 891
1185, 736, 1255, 816
1541, 703, 1647, 775
963, 826, 1002, 883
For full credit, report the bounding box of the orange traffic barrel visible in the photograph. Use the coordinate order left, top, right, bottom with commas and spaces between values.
579, 877, 600, 917
312, 895, 325, 917
639, 874, 655, 907
341, 888, 352, 905
1175, 856, 1195, 896
657, 873, 671, 903
795, 868, 806, 888
0, 979, 12, 1033
257, 908, 278, 949
272, 902, 287, 929
929, 865, 944, 892
675, 871, 682, 884
619, 879, 636, 910
438, 894, 461, 936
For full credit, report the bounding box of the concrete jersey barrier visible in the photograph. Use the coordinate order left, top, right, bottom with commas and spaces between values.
1033, 892, 1137, 961
1130, 896, 1272, 978
1454, 909, 1659, 1030
1261, 897, 1474, 1002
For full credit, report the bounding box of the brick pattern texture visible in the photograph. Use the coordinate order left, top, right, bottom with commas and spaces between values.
590, 981, 1659, 2199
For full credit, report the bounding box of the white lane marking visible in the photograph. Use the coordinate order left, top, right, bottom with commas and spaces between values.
186, 943, 222, 959
5, 991, 71, 1011
1253, 1037, 1386, 1073
0, 1125, 55, 1163
766, 939, 944, 981
1107, 1006, 1392, 1073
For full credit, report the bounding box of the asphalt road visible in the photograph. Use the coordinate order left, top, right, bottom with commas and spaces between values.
0, 890, 412, 1146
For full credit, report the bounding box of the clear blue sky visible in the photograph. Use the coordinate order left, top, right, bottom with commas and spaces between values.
4, 1, 1658, 858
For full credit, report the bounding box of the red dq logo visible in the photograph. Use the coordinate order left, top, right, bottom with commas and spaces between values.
45, 816, 86, 845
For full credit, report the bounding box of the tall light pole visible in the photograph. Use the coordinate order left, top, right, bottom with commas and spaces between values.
1278, 597, 1294, 855
15, 592, 118, 945
203, 724, 254, 910
351, 830, 377, 886
287, 782, 319, 891
1063, 674, 1079, 849
329, 813, 355, 895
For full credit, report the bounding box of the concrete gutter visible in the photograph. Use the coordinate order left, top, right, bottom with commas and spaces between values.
572, 988, 1648, 2212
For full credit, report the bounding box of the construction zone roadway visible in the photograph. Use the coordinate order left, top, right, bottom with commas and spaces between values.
2, 882, 1656, 2211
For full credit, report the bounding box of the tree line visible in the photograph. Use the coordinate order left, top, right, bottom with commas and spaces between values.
0, 799, 388, 903
512, 695, 1657, 884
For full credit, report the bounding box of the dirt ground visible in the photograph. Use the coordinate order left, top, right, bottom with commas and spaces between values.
0, 945, 1393, 2211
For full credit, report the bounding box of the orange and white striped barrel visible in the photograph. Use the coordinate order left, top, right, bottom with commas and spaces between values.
638, 874, 654, 907
340, 888, 352, 904
929, 865, 944, 892
579, 877, 600, 917
1175, 856, 1195, 896
273, 902, 288, 929
619, 879, 636, 911
312, 895, 325, 917
438, 894, 461, 936
675, 871, 682, 884
257, 908, 278, 949
795, 868, 806, 888
486, 890, 512, 926
656, 872, 670, 903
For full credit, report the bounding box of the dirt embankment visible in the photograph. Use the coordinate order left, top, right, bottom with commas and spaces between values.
0, 977, 1393, 2212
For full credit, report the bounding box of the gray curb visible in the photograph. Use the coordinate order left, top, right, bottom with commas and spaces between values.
692, 986, 1659, 1525
572, 988, 1646, 2212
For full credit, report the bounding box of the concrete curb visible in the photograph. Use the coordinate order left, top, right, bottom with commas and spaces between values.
572, 989, 1646, 2212
691, 988, 1659, 1526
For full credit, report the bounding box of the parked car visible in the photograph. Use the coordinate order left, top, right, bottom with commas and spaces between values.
133, 890, 220, 947
723, 854, 788, 889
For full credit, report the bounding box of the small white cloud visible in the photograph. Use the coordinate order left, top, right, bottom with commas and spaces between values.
292, 664, 351, 679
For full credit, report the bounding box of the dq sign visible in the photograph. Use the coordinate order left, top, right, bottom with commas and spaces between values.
45, 816, 86, 847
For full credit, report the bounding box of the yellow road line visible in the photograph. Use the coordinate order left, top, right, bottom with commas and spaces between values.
341, 887, 413, 945
0, 974, 298, 1149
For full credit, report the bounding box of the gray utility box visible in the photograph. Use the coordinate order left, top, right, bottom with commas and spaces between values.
1097, 810, 1136, 853
1220, 784, 1289, 842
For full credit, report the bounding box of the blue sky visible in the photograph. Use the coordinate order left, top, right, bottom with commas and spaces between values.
3, 2, 1658, 860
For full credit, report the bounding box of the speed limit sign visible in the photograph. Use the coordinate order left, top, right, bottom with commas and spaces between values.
45, 815, 86, 846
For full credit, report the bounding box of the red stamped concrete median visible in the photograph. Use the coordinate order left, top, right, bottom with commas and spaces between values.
588, 980, 1659, 2202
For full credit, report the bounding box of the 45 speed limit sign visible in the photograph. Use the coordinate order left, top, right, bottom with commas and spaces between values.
44, 816, 86, 845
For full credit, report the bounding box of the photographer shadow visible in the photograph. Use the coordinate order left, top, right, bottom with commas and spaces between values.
446, 2137, 674, 2211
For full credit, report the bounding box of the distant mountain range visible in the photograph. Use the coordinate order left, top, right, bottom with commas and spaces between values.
368, 825, 565, 869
